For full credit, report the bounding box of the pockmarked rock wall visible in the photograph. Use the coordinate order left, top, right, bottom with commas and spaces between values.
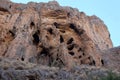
0, 1, 113, 68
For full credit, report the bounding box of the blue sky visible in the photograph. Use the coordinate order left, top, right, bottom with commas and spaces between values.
11, 0, 120, 47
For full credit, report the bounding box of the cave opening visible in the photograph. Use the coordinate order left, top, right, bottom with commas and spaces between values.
79, 55, 82, 58
9, 30, 15, 37
89, 60, 96, 66
30, 22, 35, 29
60, 35, 64, 43
30, 22, 35, 26
78, 48, 82, 52
82, 52, 85, 56
93, 60, 96, 65
69, 24, 75, 29
88, 56, 91, 59
69, 23, 84, 35
48, 28, 53, 34
67, 12, 70, 17
67, 38, 74, 44
101, 59, 104, 65
69, 52, 74, 56
21, 56, 24, 61
67, 44, 74, 50
40, 48, 49, 56
54, 22, 59, 28
33, 32, 39, 45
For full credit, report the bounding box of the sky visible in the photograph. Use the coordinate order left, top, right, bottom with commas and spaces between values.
11, 0, 120, 47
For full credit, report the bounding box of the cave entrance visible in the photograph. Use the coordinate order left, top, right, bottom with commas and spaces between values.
33, 32, 39, 45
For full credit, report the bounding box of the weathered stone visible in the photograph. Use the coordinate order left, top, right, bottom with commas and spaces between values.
0, 1, 113, 68
102, 46, 120, 72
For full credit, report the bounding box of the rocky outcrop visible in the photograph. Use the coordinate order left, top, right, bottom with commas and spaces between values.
102, 46, 120, 72
0, 1, 113, 68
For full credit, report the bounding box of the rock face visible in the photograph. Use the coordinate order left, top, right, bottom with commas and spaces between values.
102, 46, 120, 72
0, 1, 113, 68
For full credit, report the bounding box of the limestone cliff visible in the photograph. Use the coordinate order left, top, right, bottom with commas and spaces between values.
0, 1, 113, 68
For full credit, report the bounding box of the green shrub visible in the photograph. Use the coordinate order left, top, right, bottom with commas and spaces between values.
99, 71, 120, 80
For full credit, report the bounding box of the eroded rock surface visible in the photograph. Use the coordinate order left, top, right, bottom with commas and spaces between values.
102, 46, 120, 72
0, 1, 113, 68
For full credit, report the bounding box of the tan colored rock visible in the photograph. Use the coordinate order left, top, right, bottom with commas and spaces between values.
0, 1, 113, 68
